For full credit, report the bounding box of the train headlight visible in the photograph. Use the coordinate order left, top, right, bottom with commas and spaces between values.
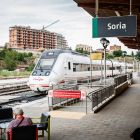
45, 71, 50, 76
32, 71, 37, 76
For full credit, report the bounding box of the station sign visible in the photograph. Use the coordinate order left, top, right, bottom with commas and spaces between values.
48, 90, 86, 98
92, 15, 137, 38
90, 53, 102, 60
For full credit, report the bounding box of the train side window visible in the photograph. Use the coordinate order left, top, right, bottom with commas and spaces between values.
68, 62, 71, 70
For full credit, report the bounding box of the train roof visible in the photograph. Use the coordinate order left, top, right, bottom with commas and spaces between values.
41, 49, 133, 66
42, 49, 89, 57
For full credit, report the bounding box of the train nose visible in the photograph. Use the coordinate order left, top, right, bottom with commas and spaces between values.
29, 77, 50, 92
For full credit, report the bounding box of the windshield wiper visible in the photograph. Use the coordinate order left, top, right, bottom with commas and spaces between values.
40, 66, 43, 72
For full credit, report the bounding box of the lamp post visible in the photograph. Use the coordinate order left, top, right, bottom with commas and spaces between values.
132, 56, 135, 77
100, 38, 110, 85
136, 59, 139, 72
123, 51, 127, 74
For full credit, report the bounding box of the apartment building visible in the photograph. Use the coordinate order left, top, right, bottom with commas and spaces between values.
9, 25, 68, 50
76, 44, 92, 52
110, 45, 121, 54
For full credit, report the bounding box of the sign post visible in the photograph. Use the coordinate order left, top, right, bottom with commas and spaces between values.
90, 53, 102, 85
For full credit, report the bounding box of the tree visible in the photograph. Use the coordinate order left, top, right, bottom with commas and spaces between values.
23, 52, 28, 57
75, 48, 83, 53
28, 52, 33, 57
84, 51, 90, 55
0, 45, 8, 60
18, 53, 24, 61
113, 50, 122, 57
4, 50, 19, 71
135, 51, 140, 60
69, 47, 72, 50
131, 51, 134, 56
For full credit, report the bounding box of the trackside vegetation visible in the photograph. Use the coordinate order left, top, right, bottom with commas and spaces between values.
0, 45, 36, 77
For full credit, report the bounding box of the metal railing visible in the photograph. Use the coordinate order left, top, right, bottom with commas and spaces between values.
127, 72, 133, 80
49, 73, 133, 113
52, 84, 78, 91
64, 76, 101, 85
114, 74, 127, 88
87, 84, 115, 113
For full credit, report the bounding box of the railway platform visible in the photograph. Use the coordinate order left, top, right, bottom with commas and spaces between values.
13, 74, 139, 140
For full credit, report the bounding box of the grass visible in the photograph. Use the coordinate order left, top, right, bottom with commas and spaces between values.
0, 71, 32, 77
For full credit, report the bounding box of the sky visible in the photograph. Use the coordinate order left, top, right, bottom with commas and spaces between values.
0, 0, 137, 55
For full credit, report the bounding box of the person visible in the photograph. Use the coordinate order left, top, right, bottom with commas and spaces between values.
6, 107, 33, 132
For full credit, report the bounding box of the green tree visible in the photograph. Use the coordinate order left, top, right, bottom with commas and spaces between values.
0, 45, 8, 60
131, 51, 134, 56
4, 50, 19, 71
75, 48, 84, 53
23, 52, 28, 57
28, 52, 33, 57
135, 51, 140, 60
84, 51, 90, 55
113, 50, 123, 57
69, 47, 72, 50
18, 53, 24, 61
27, 63, 35, 71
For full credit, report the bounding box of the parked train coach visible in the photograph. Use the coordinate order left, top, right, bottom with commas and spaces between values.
28, 49, 133, 92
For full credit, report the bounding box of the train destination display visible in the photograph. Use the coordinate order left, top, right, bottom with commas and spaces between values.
92, 15, 137, 38
48, 90, 87, 98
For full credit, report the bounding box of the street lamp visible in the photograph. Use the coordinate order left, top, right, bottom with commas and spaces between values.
136, 59, 139, 72
123, 51, 127, 73
132, 56, 135, 77
100, 38, 110, 85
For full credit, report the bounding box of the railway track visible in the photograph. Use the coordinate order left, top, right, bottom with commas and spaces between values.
0, 84, 47, 107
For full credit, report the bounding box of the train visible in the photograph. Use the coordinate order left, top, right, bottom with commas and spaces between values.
28, 49, 133, 92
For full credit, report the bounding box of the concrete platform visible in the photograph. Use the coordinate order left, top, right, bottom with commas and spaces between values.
0, 96, 20, 102
5, 75, 139, 140
0, 78, 28, 86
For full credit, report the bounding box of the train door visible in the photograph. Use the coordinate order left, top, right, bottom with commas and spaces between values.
63, 60, 73, 77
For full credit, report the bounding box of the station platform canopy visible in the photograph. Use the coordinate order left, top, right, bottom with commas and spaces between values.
73, 0, 140, 50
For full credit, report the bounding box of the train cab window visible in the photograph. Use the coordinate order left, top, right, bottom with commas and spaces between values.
36, 58, 55, 70
68, 62, 71, 70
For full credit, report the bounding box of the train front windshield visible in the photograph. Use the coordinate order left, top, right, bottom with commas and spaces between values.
36, 58, 55, 70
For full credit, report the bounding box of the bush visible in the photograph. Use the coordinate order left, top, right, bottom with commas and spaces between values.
126, 55, 132, 57
107, 54, 114, 59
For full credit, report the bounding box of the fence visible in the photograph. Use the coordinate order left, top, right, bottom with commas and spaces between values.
48, 89, 86, 112
52, 84, 78, 90
49, 73, 133, 113
64, 76, 101, 85
114, 74, 127, 88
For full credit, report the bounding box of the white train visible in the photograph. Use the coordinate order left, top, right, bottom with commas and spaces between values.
28, 49, 133, 92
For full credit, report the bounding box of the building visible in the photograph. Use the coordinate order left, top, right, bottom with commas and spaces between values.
8, 25, 68, 50
110, 45, 121, 54
76, 44, 92, 52
96, 48, 110, 54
